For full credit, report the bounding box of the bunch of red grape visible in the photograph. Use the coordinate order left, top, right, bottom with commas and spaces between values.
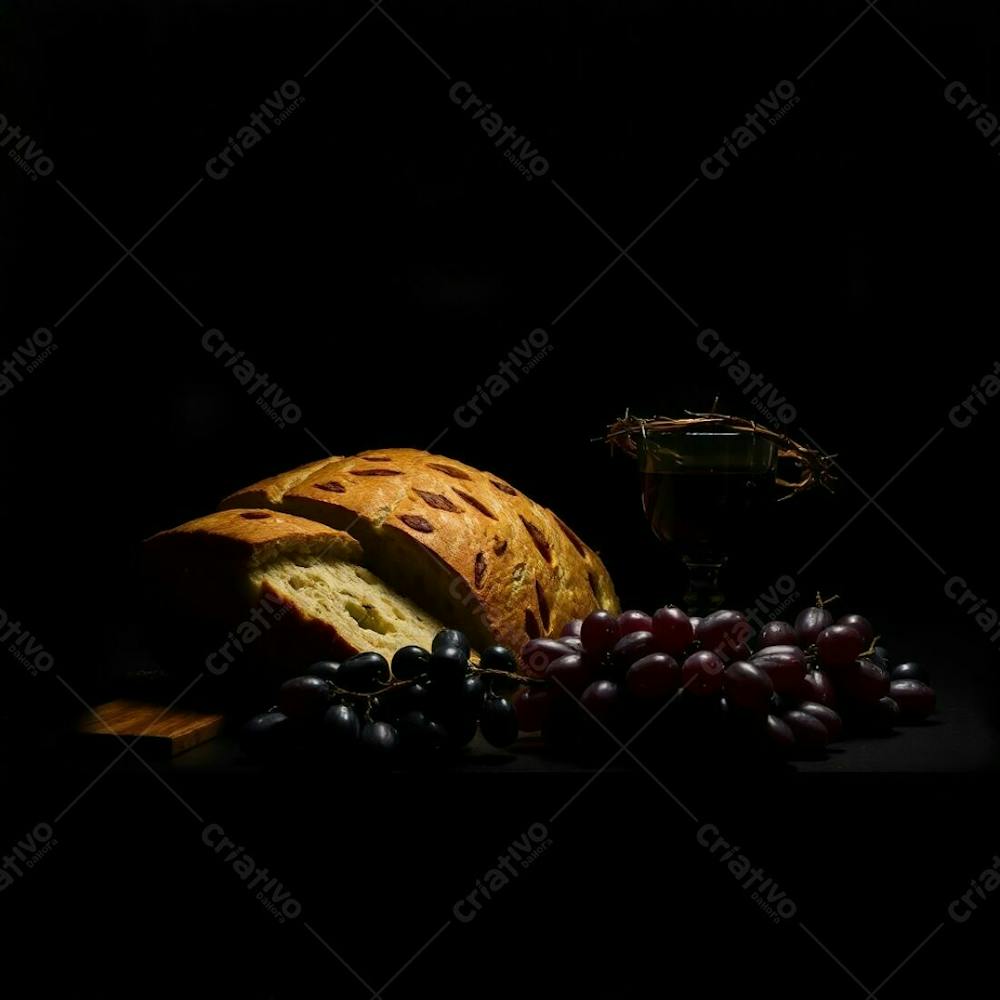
513, 600, 936, 757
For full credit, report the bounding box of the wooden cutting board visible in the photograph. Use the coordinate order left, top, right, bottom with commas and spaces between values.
77, 699, 224, 758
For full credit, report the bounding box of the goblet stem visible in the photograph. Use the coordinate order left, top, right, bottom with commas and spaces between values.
683, 558, 726, 616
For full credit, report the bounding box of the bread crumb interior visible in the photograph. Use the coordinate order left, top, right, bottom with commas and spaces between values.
251, 558, 445, 660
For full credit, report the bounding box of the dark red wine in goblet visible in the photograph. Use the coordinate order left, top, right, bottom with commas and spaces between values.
638, 430, 776, 612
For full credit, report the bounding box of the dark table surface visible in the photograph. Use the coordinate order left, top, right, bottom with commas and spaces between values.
3, 635, 997, 999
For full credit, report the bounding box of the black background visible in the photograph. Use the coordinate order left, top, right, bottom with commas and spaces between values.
3, 2, 1000, 997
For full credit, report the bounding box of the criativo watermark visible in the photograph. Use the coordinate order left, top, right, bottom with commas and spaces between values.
696, 327, 796, 426
697, 822, 796, 924
1, 607, 54, 676
745, 575, 800, 638
948, 360, 1000, 429
945, 575, 1000, 649
202, 328, 302, 429
0, 114, 54, 181
206, 81, 305, 181
453, 823, 553, 923
205, 593, 289, 675
948, 853, 1000, 923
0, 328, 57, 396
0, 822, 57, 891
454, 328, 553, 429
944, 81, 1000, 157
203, 822, 302, 924
700, 81, 799, 180
449, 82, 550, 182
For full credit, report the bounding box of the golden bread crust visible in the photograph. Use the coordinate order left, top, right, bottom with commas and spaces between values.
220, 458, 341, 509
145, 507, 363, 569
220, 448, 619, 650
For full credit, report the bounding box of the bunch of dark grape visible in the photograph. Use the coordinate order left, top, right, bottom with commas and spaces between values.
239, 630, 526, 764
513, 597, 936, 758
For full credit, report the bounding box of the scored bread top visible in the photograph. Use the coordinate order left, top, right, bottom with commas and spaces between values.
145, 508, 363, 570
220, 458, 340, 508
220, 448, 619, 651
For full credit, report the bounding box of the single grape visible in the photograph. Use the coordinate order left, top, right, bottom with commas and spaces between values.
837, 614, 874, 646
855, 695, 900, 733
765, 714, 795, 751
359, 720, 399, 760
480, 645, 518, 673
561, 618, 584, 638
750, 645, 807, 694
321, 703, 361, 749
681, 650, 725, 697
838, 658, 889, 705
278, 676, 331, 719
625, 653, 681, 699
520, 638, 576, 677
397, 708, 427, 734
798, 702, 843, 741
618, 610, 654, 635
723, 661, 773, 713
871, 645, 890, 669
798, 669, 836, 706
513, 686, 552, 732
652, 606, 694, 655
480, 696, 519, 747
460, 674, 487, 712
546, 654, 591, 697
422, 718, 451, 752
338, 652, 391, 692
429, 644, 468, 684
306, 660, 341, 684
759, 621, 796, 648
816, 625, 866, 668
890, 661, 928, 683
240, 711, 295, 759
580, 610, 621, 656
432, 628, 470, 657
877, 696, 901, 725
696, 610, 751, 661
795, 606, 833, 647
581, 679, 622, 722
609, 631, 657, 676
375, 680, 429, 720
397, 710, 448, 753
392, 645, 431, 680
442, 711, 479, 748
782, 710, 829, 749
889, 679, 935, 721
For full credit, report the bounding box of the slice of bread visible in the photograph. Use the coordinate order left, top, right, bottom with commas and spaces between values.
252, 554, 446, 663
143, 508, 449, 677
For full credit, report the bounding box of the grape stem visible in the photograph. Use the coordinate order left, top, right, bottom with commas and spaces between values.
861, 636, 882, 660
471, 666, 547, 687
815, 592, 840, 608
324, 667, 543, 703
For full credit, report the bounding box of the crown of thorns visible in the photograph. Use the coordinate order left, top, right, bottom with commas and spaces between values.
605, 411, 837, 496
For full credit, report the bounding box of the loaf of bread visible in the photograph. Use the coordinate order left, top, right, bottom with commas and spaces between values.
144, 508, 451, 671
220, 448, 619, 652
